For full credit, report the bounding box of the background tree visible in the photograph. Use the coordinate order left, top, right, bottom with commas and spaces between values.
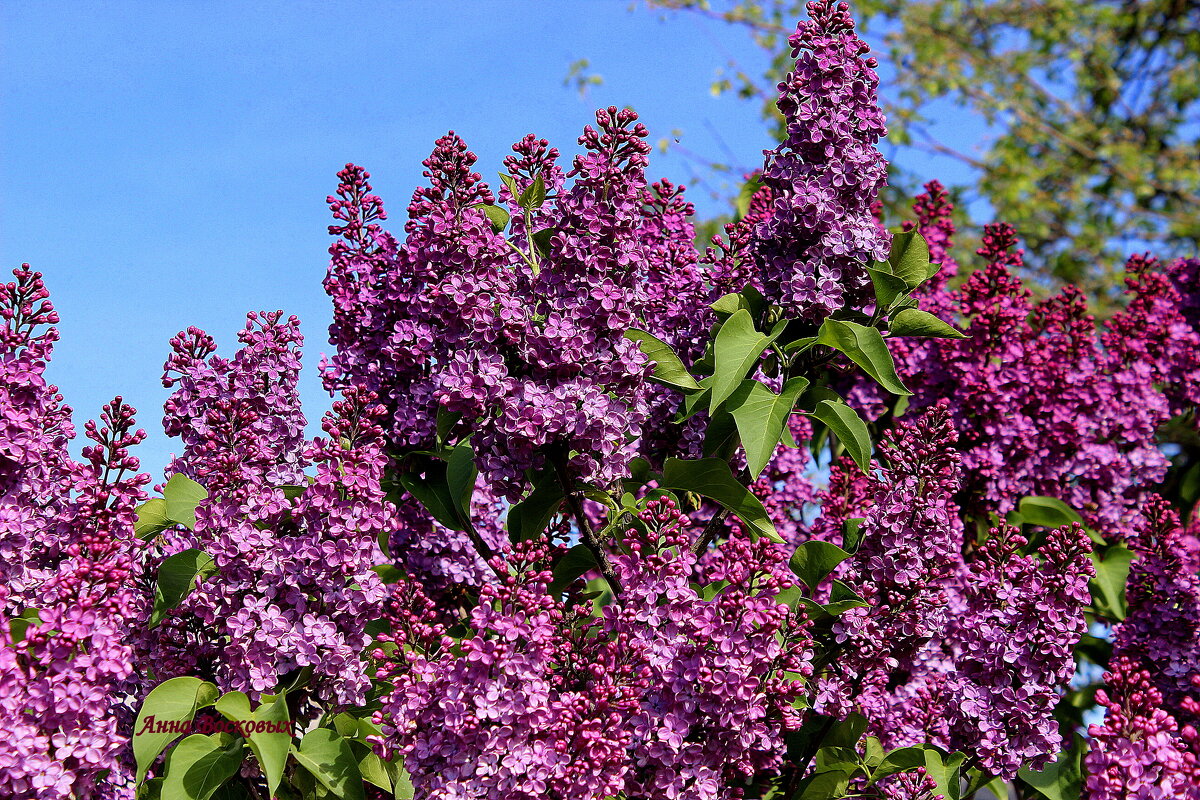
637, 0, 1200, 309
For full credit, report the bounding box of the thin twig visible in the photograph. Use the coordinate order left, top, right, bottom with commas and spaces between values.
550, 451, 623, 597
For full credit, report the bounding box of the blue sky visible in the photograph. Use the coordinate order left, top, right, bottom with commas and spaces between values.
1, 1, 986, 475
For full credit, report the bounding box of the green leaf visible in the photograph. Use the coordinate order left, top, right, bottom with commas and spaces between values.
816, 319, 910, 396
477, 203, 510, 233
789, 540, 851, 591
530, 228, 554, 257
821, 580, 869, 617
435, 406, 462, 445
727, 377, 810, 477
734, 173, 763, 220
151, 549, 217, 627
868, 746, 927, 785
661, 457, 780, 542
843, 517, 865, 553
350, 740, 393, 791
548, 544, 598, 595
518, 173, 546, 209
794, 769, 853, 800
498, 172, 521, 198
1017, 496, 1084, 529
1018, 736, 1084, 800
710, 292, 742, 319
445, 442, 477, 526
826, 712, 869, 748
710, 309, 785, 411
213, 692, 290, 796
507, 473, 564, 541
701, 406, 740, 461
399, 466, 462, 531
889, 308, 967, 339
1090, 545, 1134, 621
291, 729, 365, 800
135, 498, 171, 539
161, 734, 243, 800
134, 677, 221, 786
888, 230, 932, 288
277, 484, 306, 501
162, 474, 208, 531
373, 564, 405, 584
625, 329, 702, 391
799, 580, 869, 624
866, 265, 910, 310
810, 400, 873, 473
680, 375, 715, 420
923, 747, 967, 800
7, 608, 42, 644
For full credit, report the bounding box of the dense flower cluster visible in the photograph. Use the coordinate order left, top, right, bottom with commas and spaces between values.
850, 212, 1184, 537
752, 0, 890, 318
322, 117, 657, 502
804, 406, 1094, 780
811, 407, 963, 719
1, 268, 148, 799
146, 317, 389, 705
376, 498, 812, 800
1085, 500, 1200, 798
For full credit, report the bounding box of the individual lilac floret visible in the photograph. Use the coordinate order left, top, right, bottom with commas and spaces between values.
753, 0, 891, 319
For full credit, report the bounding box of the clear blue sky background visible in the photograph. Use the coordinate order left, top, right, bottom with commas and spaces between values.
1, 1, 985, 476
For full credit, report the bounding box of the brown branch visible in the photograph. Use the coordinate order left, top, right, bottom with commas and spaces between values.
550, 451, 623, 597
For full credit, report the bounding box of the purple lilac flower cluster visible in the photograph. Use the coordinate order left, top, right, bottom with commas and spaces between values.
375, 498, 812, 800
323, 116, 656, 503
753, 0, 890, 319
146, 316, 389, 705
812, 407, 963, 720
1084, 500, 1200, 798
806, 406, 1094, 779
1, 268, 149, 799
883, 224, 1179, 537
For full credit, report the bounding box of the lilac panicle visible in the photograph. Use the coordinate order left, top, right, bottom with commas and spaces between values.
1085, 499, 1200, 799
149, 316, 388, 706
375, 498, 812, 800
754, 0, 890, 318
1, 267, 149, 799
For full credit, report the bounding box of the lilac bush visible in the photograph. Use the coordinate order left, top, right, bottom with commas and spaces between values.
4, 1, 1200, 798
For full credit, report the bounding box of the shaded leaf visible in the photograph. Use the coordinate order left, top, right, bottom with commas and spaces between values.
151, 549, 217, 627
661, 457, 780, 542
625, 329, 702, 391
549, 544, 598, 595
789, 540, 851, 591
810, 400, 873, 473
445, 442, 477, 526
817, 319, 910, 396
